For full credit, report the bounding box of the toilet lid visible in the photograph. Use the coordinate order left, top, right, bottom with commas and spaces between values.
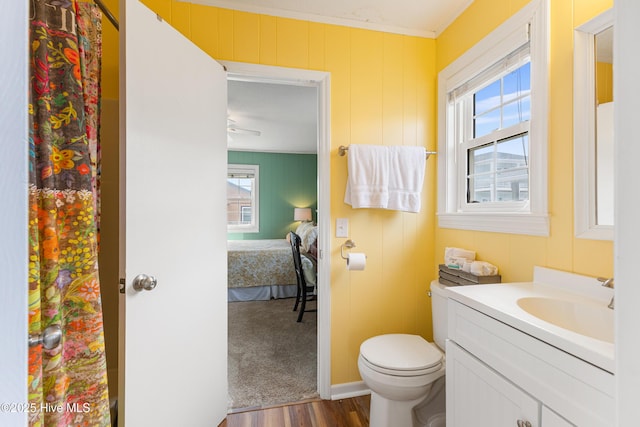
360, 334, 442, 372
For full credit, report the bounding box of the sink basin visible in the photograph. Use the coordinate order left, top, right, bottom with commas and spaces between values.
517, 297, 614, 343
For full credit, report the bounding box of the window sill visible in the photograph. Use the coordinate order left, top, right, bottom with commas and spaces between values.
437, 212, 549, 236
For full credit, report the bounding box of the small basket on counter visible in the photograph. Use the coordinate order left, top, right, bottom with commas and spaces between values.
438, 264, 501, 286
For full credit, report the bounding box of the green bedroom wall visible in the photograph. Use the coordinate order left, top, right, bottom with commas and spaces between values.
227, 151, 318, 240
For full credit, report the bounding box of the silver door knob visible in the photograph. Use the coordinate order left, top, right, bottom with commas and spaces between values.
132, 274, 157, 292
28, 324, 62, 350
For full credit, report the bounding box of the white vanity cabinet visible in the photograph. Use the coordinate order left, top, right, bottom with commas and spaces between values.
447, 340, 541, 426
447, 341, 572, 427
541, 407, 574, 427
446, 298, 614, 427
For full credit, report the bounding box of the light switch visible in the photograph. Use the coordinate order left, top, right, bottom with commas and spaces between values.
336, 218, 349, 238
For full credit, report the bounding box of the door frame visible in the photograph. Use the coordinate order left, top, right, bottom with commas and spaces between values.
220, 60, 331, 399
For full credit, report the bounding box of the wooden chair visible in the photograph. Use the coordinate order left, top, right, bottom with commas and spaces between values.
289, 231, 316, 322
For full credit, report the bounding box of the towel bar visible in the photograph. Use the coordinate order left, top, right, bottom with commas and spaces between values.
338, 145, 437, 158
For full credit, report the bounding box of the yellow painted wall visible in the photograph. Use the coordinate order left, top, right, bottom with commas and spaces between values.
105, 0, 438, 386
597, 62, 614, 104
99, 0, 615, 389
435, 0, 614, 284
100, 0, 119, 99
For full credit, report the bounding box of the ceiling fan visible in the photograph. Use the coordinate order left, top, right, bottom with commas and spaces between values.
227, 118, 261, 136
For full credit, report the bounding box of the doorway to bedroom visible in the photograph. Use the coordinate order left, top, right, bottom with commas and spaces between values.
222, 62, 331, 411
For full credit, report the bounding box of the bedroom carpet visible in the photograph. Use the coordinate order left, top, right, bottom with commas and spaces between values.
228, 297, 318, 410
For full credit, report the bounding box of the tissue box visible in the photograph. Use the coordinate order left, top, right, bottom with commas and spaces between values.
438, 264, 501, 286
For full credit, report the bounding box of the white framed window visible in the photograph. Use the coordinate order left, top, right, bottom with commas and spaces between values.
437, 0, 549, 236
227, 164, 259, 233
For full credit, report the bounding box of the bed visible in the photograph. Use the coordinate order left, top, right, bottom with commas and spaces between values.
227, 223, 318, 302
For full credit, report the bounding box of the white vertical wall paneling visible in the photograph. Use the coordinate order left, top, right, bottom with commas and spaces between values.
0, 1, 29, 426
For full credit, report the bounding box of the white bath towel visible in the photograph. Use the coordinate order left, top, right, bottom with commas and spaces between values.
344, 144, 390, 209
344, 144, 427, 212
387, 146, 427, 213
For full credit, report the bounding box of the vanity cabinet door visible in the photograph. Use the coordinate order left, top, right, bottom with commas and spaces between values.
446, 341, 540, 427
542, 406, 575, 427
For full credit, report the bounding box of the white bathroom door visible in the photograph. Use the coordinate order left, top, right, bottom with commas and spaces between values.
119, 0, 228, 425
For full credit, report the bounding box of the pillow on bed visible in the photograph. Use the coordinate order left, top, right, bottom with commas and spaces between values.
295, 222, 318, 253
295, 221, 313, 237
301, 255, 316, 287
307, 238, 318, 263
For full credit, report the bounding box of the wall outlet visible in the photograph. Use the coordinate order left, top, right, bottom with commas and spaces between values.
336, 218, 349, 238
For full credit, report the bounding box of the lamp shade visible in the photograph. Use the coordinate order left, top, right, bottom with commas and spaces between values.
294, 207, 312, 222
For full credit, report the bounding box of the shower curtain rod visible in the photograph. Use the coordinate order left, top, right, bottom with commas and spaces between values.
93, 0, 119, 31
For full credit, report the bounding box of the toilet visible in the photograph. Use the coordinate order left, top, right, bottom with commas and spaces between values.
358, 281, 448, 427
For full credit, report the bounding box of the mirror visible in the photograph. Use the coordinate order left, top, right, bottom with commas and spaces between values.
574, 8, 614, 240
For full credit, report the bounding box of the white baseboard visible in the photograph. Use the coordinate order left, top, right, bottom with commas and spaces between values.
330, 381, 371, 400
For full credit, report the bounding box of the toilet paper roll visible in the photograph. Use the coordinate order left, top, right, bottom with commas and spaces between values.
346, 253, 366, 271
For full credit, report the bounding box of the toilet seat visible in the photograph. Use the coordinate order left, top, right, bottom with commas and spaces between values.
360, 334, 443, 377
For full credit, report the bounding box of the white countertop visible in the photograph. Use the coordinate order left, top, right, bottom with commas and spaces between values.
444, 266, 615, 373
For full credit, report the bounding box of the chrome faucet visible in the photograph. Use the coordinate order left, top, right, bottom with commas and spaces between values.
598, 277, 615, 309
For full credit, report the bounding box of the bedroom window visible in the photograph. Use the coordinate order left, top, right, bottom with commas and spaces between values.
227, 164, 259, 233
437, 0, 549, 236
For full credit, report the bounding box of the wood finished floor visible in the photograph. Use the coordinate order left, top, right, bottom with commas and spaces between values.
220, 395, 370, 427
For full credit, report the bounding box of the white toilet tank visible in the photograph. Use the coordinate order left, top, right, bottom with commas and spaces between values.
430, 281, 448, 351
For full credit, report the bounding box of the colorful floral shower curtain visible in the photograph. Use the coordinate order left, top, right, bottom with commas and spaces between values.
28, 1, 110, 426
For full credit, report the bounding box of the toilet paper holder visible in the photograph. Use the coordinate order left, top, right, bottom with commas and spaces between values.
340, 239, 356, 259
